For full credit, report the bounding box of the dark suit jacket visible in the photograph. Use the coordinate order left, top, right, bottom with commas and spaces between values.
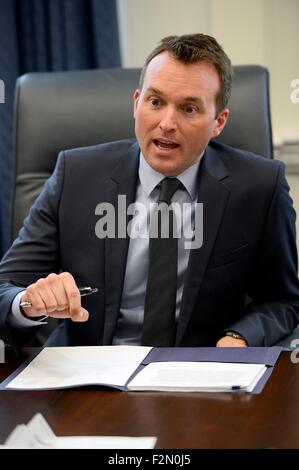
0, 139, 299, 351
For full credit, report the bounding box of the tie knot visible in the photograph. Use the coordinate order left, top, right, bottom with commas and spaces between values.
158, 177, 182, 204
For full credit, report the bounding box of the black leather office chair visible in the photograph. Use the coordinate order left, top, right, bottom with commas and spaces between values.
11, 65, 273, 241
11, 65, 297, 348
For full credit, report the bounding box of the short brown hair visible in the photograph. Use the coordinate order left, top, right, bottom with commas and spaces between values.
139, 34, 233, 115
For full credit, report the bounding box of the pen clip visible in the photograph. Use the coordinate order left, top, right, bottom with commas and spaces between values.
78, 287, 98, 296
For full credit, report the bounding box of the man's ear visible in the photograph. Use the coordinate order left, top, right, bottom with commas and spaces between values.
133, 89, 141, 117
211, 108, 229, 138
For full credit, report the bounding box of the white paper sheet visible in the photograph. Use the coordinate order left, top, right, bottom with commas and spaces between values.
127, 361, 267, 392
1, 413, 157, 449
6, 345, 151, 390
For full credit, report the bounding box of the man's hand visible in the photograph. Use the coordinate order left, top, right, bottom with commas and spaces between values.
216, 336, 247, 347
20, 272, 89, 322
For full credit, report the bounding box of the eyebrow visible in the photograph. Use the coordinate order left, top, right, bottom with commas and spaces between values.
146, 87, 205, 106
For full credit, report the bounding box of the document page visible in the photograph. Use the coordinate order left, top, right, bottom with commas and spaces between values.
1, 413, 157, 449
5, 346, 151, 390
127, 361, 267, 392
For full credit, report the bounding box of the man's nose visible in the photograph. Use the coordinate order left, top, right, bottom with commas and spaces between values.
159, 107, 177, 133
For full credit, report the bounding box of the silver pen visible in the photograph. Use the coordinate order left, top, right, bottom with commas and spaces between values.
20, 286, 98, 308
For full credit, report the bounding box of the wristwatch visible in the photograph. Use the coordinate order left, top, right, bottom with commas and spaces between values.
225, 331, 246, 341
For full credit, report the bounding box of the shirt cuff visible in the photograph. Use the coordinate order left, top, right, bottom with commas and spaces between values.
10, 291, 48, 328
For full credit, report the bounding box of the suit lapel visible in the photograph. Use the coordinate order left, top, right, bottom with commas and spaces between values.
103, 142, 139, 343
176, 144, 231, 344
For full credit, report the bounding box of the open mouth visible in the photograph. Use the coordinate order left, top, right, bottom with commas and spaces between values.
153, 139, 180, 150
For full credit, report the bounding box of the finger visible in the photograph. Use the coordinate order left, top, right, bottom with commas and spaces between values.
35, 277, 68, 315
59, 272, 87, 321
22, 284, 47, 317
45, 307, 89, 321
45, 310, 72, 319
45, 273, 69, 313
71, 307, 89, 322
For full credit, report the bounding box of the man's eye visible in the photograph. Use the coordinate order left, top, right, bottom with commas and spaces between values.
184, 105, 197, 114
149, 98, 160, 107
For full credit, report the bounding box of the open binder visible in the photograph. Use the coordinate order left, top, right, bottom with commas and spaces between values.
1, 345, 282, 394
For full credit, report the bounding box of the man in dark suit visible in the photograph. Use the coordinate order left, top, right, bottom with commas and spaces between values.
0, 34, 299, 352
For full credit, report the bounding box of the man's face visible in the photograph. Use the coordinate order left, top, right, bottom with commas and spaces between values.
133, 51, 229, 176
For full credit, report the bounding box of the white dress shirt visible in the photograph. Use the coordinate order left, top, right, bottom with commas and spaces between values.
113, 153, 200, 344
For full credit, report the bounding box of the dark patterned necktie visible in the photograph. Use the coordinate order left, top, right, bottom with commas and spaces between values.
142, 177, 182, 346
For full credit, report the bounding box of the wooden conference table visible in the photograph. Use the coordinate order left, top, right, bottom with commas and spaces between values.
0, 349, 299, 449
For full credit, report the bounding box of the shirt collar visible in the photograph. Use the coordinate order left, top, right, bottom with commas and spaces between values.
138, 152, 201, 200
